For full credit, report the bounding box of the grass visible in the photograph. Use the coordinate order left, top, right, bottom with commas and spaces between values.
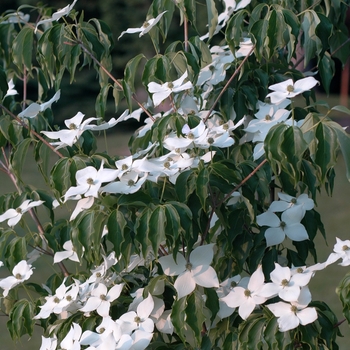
1, 102, 350, 348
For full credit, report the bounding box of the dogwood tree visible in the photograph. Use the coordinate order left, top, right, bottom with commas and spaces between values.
1, 0, 350, 349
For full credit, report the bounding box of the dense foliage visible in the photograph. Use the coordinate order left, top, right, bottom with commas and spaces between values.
1, 0, 350, 349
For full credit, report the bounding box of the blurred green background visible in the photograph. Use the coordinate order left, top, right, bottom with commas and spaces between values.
1, 0, 350, 349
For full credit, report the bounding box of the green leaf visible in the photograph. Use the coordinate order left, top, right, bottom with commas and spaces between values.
135, 207, 152, 258
149, 205, 166, 255
12, 26, 33, 70
171, 297, 187, 343
186, 291, 206, 344
206, 0, 218, 40
81, 24, 106, 61
5, 237, 27, 270
9, 138, 33, 182
196, 167, 209, 209
107, 209, 127, 259
75, 209, 106, 263
7, 300, 35, 340
318, 52, 335, 95
124, 54, 146, 93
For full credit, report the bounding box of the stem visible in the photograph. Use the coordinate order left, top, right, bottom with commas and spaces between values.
184, 16, 189, 53
76, 40, 154, 121
0, 104, 64, 158
203, 45, 256, 123
201, 159, 268, 242
22, 66, 27, 111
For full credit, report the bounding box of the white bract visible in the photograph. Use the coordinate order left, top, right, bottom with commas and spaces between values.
54, 240, 82, 263
0, 260, 34, 297
159, 244, 219, 299
326, 237, 350, 266
148, 71, 193, 107
4, 79, 18, 98
35, 0, 78, 32
269, 192, 314, 216
118, 11, 167, 39
256, 206, 309, 246
267, 286, 317, 331
0, 199, 44, 227
220, 265, 266, 320
18, 90, 61, 118
266, 77, 319, 104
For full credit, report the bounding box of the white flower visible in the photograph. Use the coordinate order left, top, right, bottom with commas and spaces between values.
266, 77, 319, 104
148, 71, 193, 107
159, 244, 219, 299
220, 265, 266, 320
54, 240, 82, 263
4, 79, 18, 98
18, 90, 61, 118
118, 11, 167, 39
119, 294, 155, 334
39, 336, 57, 350
269, 193, 314, 217
267, 286, 317, 331
63, 162, 118, 201
35, 0, 78, 32
1, 12, 30, 24
259, 263, 313, 302
60, 322, 82, 350
326, 237, 350, 266
256, 206, 309, 247
101, 171, 148, 195
0, 260, 34, 297
80, 283, 124, 317
0, 199, 45, 227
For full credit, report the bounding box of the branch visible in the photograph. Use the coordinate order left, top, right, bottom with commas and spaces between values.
0, 104, 64, 158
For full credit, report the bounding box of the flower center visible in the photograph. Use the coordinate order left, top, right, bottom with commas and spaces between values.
54, 297, 60, 303
96, 272, 102, 278
100, 294, 107, 301
342, 245, 349, 251
286, 85, 294, 93
265, 114, 272, 121
209, 65, 215, 72
281, 279, 289, 287
222, 123, 229, 130
208, 137, 214, 144
244, 289, 251, 297
86, 178, 94, 185
296, 267, 303, 273
187, 132, 195, 140
143, 21, 150, 28
163, 161, 171, 169
69, 123, 77, 130
128, 179, 135, 186
122, 164, 128, 171
167, 82, 174, 89
230, 281, 237, 288
291, 198, 297, 204
15, 273, 22, 280
66, 295, 72, 302
99, 327, 105, 334
16, 207, 22, 214
290, 305, 298, 314
134, 316, 142, 325
175, 148, 181, 153
185, 262, 193, 271
280, 221, 286, 229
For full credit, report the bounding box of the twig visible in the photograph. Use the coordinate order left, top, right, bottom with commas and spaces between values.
203, 45, 256, 123
0, 104, 64, 158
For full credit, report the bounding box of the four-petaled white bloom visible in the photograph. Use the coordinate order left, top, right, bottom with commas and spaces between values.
256, 206, 309, 247
0, 199, 45, 227
220, 265, 266, 320
0, 260, 34, 297
148, 71, 193, 107
118, 11, 167, 39
80, 283, 124, 317
267, 286, 317, 331
326, 237, 350, 267
159, 244, 219, 299
266, 77, 319, 104
269, 192, 314, 217
54, 240, 82, 263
